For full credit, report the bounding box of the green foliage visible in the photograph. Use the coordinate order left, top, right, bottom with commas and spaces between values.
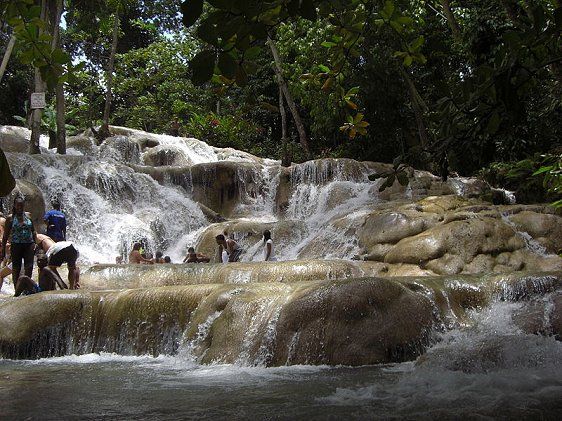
2, 0, 73, 89
479, 154, 562, 204
184, 112, 273, 157
13, 103, 77, 135
369, 157, 410, 192
533, 155, 562, 208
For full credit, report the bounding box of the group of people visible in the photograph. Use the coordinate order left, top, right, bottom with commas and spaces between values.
1, 196, 279, 297
0, 197, 79, 296
125, 243, 172, 264
123, 229, 276, 265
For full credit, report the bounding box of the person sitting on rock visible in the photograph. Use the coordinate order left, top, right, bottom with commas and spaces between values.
183, 247, 210, 263
154, 251, 165, 263
37, 251, 68, 291
129, 242, 153, 264
36, 233, 80, 289
215, 234, 242, 262
164, 255, 171, 263
14, 275, 42, 296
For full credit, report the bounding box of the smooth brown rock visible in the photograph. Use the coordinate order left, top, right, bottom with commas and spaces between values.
143, 145, 192, 167
272, 278, 436, 365
6, 179, 46, 229
508, 211, 562, 254
0, 126, 29, 153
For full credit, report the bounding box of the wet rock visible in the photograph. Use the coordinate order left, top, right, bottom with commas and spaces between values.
507, 211, 562, 254
551, 292, 562, 340
189, 161, 259, 217
99, 135, 141, 164
67, 134, 96, 155
384, 217, 525, 267
272, 278, 436, 365
359, 210, 439, 248
143, 145, 192, 167
6, 179, 46, 229
0, 125, 29, 153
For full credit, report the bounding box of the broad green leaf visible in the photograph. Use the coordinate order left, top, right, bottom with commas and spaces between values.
410, 36, 424, 51
299, 0, 317, 20
52, 49, 71, 64
218, 52, 237, 79
532, 166, 554, 176
181, 0, 204, 28
244, 46, 261, 60
197, 19, 219, 46
190, 49, 216, 85
235, 65, 248, 86
396, 171, 409, 186
322, 77, 334, 92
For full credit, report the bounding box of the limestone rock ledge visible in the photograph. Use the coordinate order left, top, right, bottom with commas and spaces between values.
358, 196, 562, 275
1, 273, 559, 364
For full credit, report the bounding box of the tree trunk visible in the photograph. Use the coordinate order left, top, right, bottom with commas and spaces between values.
400, 68, 429, 148
98, 10, 120, 143
279, 85, 291, 167
267, 37, 311, 158
0, 35, 16, 84
30, 0, 47, 155
50, 0, 66, 154
440, 0, 462, 41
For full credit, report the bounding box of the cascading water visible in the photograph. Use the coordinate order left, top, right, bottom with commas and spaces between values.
6, 151, 207, 263
1, 125, 561, 419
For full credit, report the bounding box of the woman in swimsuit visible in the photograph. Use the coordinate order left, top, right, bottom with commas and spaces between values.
0, 197, 37, 287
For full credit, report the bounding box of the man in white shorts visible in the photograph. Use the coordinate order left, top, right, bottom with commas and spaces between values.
36, 234, 80, 289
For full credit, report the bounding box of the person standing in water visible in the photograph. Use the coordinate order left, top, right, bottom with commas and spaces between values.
1, 197, 37, 287
36, 233, 80, 289
43, 199, 67, 242
263, 230, 276, 261
215, 234, 243, 262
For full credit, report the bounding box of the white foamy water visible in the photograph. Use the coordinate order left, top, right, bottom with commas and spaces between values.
319, 299, 562, 416
501, 212, 550, 256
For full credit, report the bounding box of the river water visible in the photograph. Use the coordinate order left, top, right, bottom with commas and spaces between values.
1, 301, 561, 420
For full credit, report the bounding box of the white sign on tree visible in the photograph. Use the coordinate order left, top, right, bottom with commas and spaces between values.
30, 92, 46, 109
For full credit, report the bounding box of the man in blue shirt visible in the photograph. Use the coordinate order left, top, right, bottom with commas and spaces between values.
43, 200, 66, 242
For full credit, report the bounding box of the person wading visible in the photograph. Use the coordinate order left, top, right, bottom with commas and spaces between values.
1, 197, 37, 288
44, 199, 67, 242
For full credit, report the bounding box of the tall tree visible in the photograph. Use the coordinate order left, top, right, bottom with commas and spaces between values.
0, 34, 15, 84
97, 8, 120, 142
268, 37, 311, 157
49, 0, 66, 154
29, 0, 48, 155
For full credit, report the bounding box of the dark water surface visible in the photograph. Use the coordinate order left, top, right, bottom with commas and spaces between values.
1, 302, 561, 420
1, 351, 560, 420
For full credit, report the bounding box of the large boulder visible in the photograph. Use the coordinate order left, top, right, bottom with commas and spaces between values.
66, 134, 96, 155
4, 179, 46, 230
271, 278, 436, 365
143, 145, 192, 167
0, 126, 29, 153
507, 211, 562, 254
188, 161, 262, 217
